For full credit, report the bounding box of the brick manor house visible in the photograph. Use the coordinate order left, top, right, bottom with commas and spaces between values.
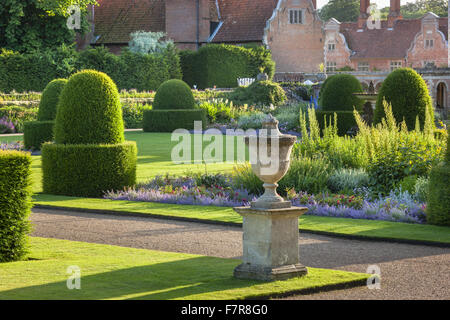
80, 0, 449, 118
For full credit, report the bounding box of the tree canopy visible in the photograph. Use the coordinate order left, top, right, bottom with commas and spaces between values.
0, 0, 98, 53
319, 0, 360, 22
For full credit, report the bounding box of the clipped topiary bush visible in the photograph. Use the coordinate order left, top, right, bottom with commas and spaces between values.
43, 70, 136, 197
153, 79, 195, 110
374, 68, 433, 130
23, 121, 55, 150
0, 150, 32, 262
37, 79, 68, 121
319, 74, 364, 111
427, 128, 450, 226
23, 79, 67, 150
54, 70, 124, 145
143, 109, 206, 132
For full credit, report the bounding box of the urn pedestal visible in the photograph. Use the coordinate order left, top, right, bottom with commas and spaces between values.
233, 206, 308, 281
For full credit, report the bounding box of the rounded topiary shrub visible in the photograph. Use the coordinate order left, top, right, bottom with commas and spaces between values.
374, 68, 433, 130
54, 70, 124, 145
0, 150, 32, 262
153, 79, 195, 110
319, 74, 364, 111
37, 78, 68, 121
427, 128, 450, 226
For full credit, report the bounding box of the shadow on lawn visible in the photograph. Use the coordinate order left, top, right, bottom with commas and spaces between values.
0, 256, 260, 300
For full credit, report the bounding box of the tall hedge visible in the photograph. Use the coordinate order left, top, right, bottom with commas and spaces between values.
0, 151, 32, 262
54, 70, 124, 145
374, 68, 433, 130
319, 74, 364, 111
0, 46, 182, 93
426, 128, 450, 226
180, 44, 275, 89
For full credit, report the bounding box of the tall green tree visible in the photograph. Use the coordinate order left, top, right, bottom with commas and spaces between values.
0, 0, 97, 53
319, 0, 360, 22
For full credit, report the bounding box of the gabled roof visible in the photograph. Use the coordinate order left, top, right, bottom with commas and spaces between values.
340, 17, 448, 60
94, 0, 165, 45
211, 0, 278, 43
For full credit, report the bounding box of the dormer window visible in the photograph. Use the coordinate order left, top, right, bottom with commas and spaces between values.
328, 43, 336, 52
425, 39, 434, 48
289, 9, 303, 24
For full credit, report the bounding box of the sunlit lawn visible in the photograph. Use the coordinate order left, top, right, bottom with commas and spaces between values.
0, 237, 369, 300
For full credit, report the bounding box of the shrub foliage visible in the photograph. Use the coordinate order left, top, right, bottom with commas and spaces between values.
374, 68, 433, 130
0, 150, 32, 262
23, 121, 55, 150
37, 78, 67, 121
54, 70, 124, 145
143, 109, 207, 132
180, 44, 275, 89
153, 79, 196, 110
42, 142, 137, 197
319, 74, 364, 111
427, 128, 450, 226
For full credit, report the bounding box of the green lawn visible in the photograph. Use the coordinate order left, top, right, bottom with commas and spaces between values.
0, 237, 369, 300
34, 194, 450, 245
1, 131, 246, 193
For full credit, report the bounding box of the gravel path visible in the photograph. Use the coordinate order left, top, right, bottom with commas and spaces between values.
30, 208, 450, 300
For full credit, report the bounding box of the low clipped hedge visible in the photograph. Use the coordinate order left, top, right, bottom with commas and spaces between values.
316, 111, 359, 136
426, 129, 450, 226
426, 162, 450, 226
0, 151, 32, 262
42, 142, 137, 198
23, 121, 55, 150
143, 109, 207, 132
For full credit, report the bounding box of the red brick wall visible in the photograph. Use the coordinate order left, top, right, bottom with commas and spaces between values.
265, 0, 324, 73
166, 0, 211, 49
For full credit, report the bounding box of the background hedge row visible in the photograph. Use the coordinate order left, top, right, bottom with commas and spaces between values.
180, 44, 275, 89
0, 46, 182, 93
0, 150, 32, 262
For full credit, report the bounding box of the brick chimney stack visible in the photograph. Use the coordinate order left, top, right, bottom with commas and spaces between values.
358, 0, 370, 29
388, 0, 403, 28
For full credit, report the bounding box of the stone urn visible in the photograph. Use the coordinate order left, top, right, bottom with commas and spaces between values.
246, 114, 296, 209
233, 114, 308, 281
256, 73, 269, 81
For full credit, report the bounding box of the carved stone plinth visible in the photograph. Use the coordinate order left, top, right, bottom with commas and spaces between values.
233, 206, 308, 281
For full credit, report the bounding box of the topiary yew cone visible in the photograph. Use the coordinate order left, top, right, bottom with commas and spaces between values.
37, 78, 67, 121
54, 70, 124, 145
374, 68, 433, 130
